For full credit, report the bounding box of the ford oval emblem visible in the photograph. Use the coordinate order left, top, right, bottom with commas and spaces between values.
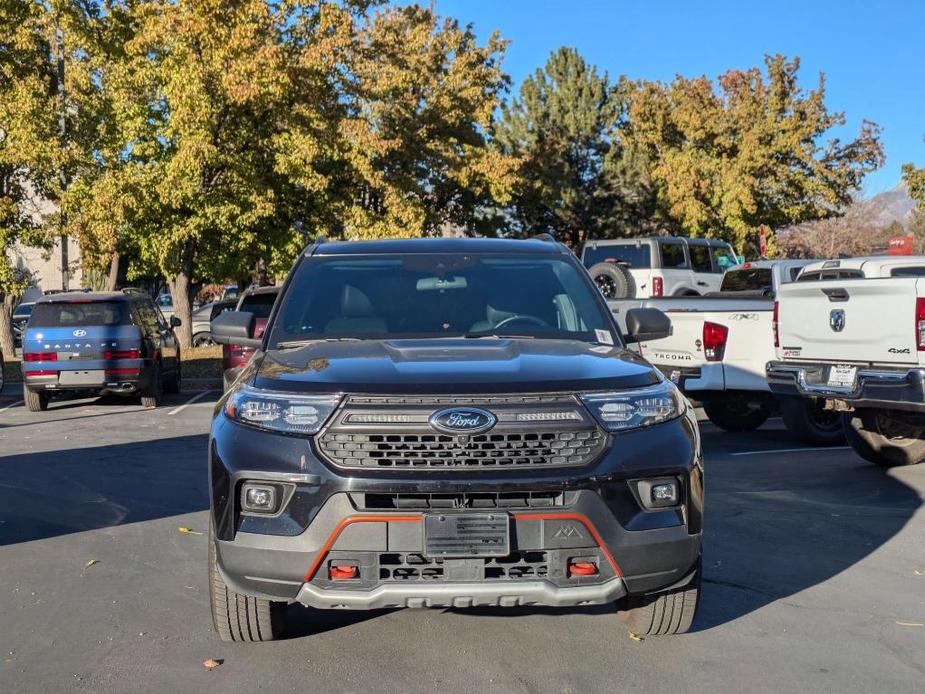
72, 329, 87, 338
429, 407, 497, 434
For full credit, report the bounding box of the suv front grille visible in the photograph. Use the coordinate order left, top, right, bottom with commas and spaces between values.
351, 490, 576, 510
317, 394, 607, 471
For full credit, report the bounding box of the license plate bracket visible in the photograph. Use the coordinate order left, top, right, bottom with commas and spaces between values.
423, 513, 510, 558
827, 364, 857, 388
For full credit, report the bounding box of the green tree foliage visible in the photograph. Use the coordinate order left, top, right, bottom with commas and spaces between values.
0, 0, 61, 356
624, 55, 885, 255
495, 47, 655, 250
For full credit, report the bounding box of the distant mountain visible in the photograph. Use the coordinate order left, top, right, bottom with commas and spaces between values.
854, 182, 916, 229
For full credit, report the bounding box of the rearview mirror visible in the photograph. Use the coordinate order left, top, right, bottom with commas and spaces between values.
211, 311, 261, 347
624, 308, 671, 344
169, 315, 182, 328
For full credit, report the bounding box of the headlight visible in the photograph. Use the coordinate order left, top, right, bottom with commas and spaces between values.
224, 386, 341, 435
581, 381, 686, 432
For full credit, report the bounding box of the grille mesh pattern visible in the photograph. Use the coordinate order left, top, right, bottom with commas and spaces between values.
319, 429, 606, 469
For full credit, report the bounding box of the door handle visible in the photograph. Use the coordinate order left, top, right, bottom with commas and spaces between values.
696, 281, 708, 287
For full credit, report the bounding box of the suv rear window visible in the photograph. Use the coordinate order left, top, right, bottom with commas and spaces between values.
660, 242, 687, 268
29, 301, 132, 327
583, 244, 651, 269
720, 268, 773, 292
239, 292, 278, 318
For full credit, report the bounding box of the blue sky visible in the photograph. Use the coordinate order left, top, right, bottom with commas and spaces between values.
434, 0, 925, 196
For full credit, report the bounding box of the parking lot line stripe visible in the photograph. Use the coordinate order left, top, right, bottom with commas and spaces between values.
167, 390, 216, 416
730, 446, 851, 457
0, 399, 24, 413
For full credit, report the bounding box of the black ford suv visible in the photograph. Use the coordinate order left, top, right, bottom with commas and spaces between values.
208, 238, 703, 641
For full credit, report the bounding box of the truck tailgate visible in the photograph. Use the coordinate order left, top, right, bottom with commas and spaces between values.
777, 278, 922, 365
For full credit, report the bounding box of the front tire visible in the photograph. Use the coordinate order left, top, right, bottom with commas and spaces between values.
843, 409, 925, 467
779, 396, 844, 445
209, 525, 286, 642
703, 399, 770, 432
192, 332, 214, 348
24, 387, 48, 412
618, 559, 700, 636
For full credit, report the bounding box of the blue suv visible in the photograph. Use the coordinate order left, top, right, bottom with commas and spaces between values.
21, 291, 181, 411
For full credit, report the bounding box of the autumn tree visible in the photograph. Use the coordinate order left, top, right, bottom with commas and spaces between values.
624, 55, 884, 254
277, 2, 517, 241
0, 0, 61, 357
495, 47, 655, 250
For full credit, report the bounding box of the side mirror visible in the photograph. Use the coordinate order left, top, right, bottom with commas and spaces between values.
169, 315, 182, 328
624, 308, 671, 344
211, 311, 261, 347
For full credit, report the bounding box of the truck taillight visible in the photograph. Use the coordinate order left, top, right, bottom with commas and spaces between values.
703, 321, 729, 362
23, 352, 58, 362
772, 300, 780, 348
916, 298, 925, 351
652, 277, 663, 297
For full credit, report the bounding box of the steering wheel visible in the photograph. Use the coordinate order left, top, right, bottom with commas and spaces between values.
493, 314, 550, 330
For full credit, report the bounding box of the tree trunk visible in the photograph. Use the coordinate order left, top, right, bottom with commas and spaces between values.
166, 241, 196, 350
0, 293, 16, 359
105, 251, 121, 291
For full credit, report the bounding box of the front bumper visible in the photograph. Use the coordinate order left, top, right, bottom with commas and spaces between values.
766, 361, 925, 413
210, 407, 704, 609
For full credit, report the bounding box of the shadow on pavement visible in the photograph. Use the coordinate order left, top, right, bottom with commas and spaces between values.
0, 434, 209, 546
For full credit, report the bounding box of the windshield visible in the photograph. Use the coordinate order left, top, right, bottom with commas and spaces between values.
720, 267, 772, 292
268, 254, 617, 346
29, 301, 132, 327
239, 292, 278, 318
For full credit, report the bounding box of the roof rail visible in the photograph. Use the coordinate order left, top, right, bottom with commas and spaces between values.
530, 233, 556, 243
302, 234, 328, 257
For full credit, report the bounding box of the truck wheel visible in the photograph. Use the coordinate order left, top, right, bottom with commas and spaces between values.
703, 400, 770, 432
141, 365, 163, 408
24, 387, 48, 412
589, 262, 636, 300
843, 409, 925, 467
618, 559, 700, 636
192, 332, 214, 347
209, 525, 286, 642
779, 397, 843, 445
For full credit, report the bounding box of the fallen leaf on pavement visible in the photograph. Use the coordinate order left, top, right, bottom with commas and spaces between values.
895, 621, 924, 627
202, 659, 223, 670
178, 527, 203, 535
914, 569, 925, 576
628, 632, 643, 642
85, 559, 99, 568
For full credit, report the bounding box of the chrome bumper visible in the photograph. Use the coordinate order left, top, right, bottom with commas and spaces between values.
766, 361, 925, 413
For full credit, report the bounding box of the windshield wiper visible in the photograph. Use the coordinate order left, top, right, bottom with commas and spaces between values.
276, 338, 361, 349
463, 332, 537, 340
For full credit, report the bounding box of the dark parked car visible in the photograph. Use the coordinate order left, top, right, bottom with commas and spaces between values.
20, 290, 181, 411
220, 286, 279, 390
12, 301, 34, 348
208, 237, 703, 642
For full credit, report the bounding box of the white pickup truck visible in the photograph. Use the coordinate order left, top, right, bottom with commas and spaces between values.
611, 260, 842, 442
767, 255, 925, 467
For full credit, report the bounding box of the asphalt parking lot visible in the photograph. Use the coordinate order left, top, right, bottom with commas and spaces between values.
0, 391, 923, 693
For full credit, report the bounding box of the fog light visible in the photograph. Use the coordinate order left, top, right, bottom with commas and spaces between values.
241, 483, 278, 514
635, 478, 681, 510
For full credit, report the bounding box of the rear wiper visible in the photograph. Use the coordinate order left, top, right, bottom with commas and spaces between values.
276, 338, 361, 349
463, 332, 536, 340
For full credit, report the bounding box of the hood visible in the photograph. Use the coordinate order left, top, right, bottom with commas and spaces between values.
252, 338, 660, 394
